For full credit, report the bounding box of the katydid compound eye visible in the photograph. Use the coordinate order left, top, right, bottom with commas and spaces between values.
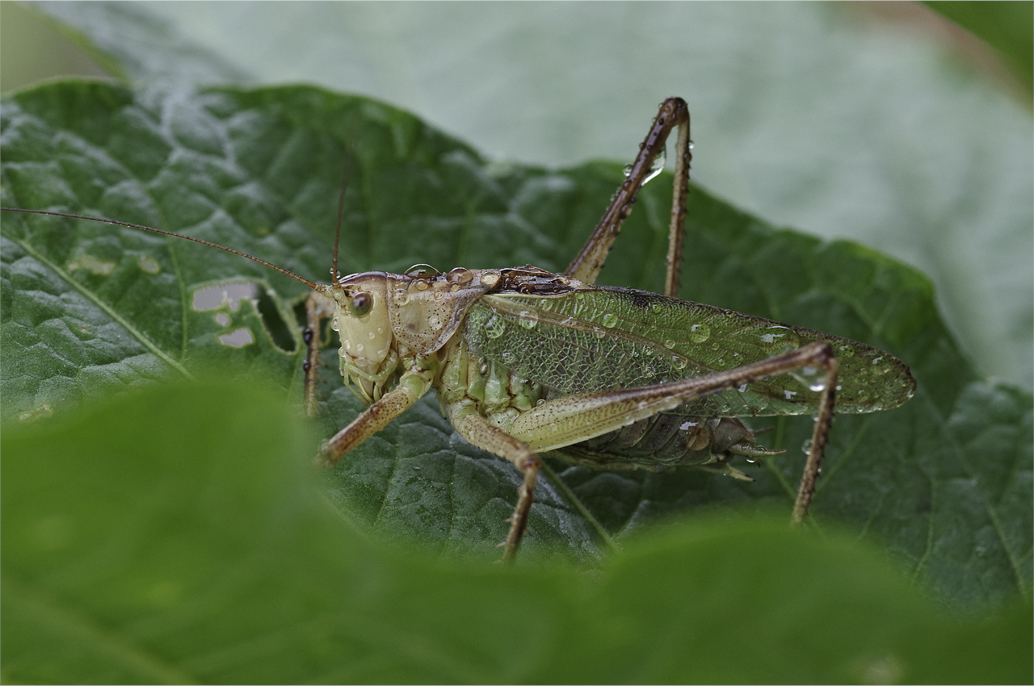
349, 292, 373, 317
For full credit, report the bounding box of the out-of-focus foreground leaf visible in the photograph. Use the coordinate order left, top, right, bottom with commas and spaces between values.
2, 381, 1031, 684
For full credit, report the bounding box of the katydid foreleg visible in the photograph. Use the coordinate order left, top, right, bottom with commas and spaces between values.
318, 370, 433, 465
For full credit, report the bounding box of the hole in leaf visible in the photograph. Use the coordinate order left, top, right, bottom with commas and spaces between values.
256, 287, 297, 352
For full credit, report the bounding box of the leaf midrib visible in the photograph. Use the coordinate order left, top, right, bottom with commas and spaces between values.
5, 231, 194, 381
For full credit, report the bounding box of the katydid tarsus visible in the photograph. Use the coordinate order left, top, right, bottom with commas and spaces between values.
2, 97, 916, 561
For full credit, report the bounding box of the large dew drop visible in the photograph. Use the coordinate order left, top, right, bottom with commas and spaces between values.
623, 147, 666, 185
791, 365, 829, 392
757, 325, 801, 354
484, 315, 506, 339
687, 323, 710, 343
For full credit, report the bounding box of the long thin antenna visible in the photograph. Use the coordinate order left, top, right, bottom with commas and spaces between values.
332, 155, 352, 282
1, 208, 320, 290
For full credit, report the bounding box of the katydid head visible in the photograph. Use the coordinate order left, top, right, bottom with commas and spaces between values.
325, 272, 393, 375
321, 267, 501, 404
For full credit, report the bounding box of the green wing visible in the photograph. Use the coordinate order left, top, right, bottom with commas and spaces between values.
463, 286, 915, 417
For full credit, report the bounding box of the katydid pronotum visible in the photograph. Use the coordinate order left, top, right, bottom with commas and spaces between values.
2, 97, 916, 561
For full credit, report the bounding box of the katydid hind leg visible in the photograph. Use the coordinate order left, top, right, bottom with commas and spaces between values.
791, 350, 838, 525
564, 97, 691, 295
664, 113, 692, 298
506, 341, 840, 523
451, 413, 542, 562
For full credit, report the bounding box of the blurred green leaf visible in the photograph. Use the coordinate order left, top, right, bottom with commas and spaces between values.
3, 381, 1031, 683
2, 83, 1030, 612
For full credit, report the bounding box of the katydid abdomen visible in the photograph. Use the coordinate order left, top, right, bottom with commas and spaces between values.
454, 279, 914, 475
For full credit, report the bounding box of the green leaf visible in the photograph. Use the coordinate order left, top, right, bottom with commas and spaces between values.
3, 381, 1031, 683
3, 83, 1030, 612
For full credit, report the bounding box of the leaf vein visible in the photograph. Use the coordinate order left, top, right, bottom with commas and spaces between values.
6, 233, 194, 381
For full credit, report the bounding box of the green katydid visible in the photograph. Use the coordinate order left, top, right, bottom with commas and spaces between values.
1, 97, 915, 560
